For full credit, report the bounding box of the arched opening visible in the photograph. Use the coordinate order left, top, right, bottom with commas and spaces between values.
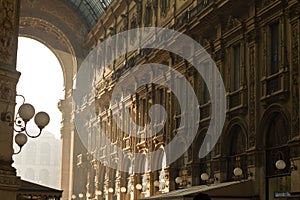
265, 112, 291, 200
13, 37, 64, 189
227, 124, 247, 181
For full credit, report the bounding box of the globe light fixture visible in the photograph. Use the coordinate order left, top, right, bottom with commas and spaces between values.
1, 94, 50, 154
78, 193, 84, 198
108, 187, 114, 193
71, 194, 76, 199
86, 192, 91, 198
136, 183, 142, 190
275, 159, 286, 170
120, 187, 127, 193
95, 190, 102, 196
233, 167, 243, 177
200, 173, 209, 181
175, 176, 183, 184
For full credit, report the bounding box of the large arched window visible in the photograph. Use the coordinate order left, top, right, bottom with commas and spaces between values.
25, 168, 35, 181
39, 169, 49, 185
199, 134, 214, 185
26, 142, 37, 165
156, 148, 167, 192
265, 112, 291, 200
40, 143, 51, 165
266, 113, 290, 176
227, 125, 247, 181
230, 125, 246, 155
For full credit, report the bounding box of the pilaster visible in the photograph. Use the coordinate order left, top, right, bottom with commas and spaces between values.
0, 0, 21, 199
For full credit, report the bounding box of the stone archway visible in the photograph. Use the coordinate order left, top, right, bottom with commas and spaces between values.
258, 104, 291, 200
19, 1, 90, 199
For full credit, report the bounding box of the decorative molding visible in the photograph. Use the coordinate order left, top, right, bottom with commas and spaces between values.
291, 20, 299, 137
21, 0, 88, 43
225, 15, 242, 32
19, 17, 75, 55
0, 0, 17, 65
0, 175, 20, 189
0, 69, 19, 102
249, 45, 256, 147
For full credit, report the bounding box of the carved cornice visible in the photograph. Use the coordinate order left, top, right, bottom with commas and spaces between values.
0, 175, 20, 189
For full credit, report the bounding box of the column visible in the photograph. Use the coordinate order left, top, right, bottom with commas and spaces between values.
0, 0, 22, 199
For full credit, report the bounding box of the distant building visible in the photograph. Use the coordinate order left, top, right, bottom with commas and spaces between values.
13, 131, 61, 189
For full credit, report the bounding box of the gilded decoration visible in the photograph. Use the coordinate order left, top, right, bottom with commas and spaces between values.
0, 0, 16, 65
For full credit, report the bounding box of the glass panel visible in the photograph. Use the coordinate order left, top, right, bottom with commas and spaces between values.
267, 113, 288, 148
230, 125, 245, 155
66, 0, 114, 28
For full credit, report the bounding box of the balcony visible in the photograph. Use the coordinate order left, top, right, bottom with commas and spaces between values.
261, 71, 289, 105
227, 88, 247, 113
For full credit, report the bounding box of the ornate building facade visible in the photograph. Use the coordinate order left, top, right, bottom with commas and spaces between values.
73, 0, 300, 200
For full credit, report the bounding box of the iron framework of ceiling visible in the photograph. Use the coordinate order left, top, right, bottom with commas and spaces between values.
63, 0, 113, 29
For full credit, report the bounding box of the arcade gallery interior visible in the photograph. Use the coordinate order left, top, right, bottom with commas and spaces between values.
0, 0, 300, 200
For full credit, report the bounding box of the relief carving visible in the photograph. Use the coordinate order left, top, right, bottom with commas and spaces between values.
0, 0, 16, 65
291, 21, 299, 137
225, 15, 242, 31
249, 46, 256, 147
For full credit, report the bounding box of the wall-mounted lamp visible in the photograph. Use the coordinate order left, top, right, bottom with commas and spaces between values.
275, 160, 286, 170
200, 173, 209, 182
233, 167, 253, 180
1, 95, 50, 154
136, 183, 142, 190
78, 193, 84, 198
108, 187, 114, 193
233, 167, 243, 177
71, 194, 76, 199
86, 192, 91, 198
200, 172, 218, 185
175, 176, 183, 184
120, 186, 127, 193
95, 190, 102, 196
275, 159, 297, 171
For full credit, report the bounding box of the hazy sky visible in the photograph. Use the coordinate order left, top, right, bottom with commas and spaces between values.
16, 37, 64, 139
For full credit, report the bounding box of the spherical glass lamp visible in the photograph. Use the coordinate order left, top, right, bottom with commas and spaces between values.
108, 188, 114, 193
200, 173, 209, 181
275, 160, 286, 170
136, 184, 142, 190
34, 111, 50, 129
78, 193, 84, 198
15, 133, 28, 147
18, 103, 35, 122
233, 167, 243, 177
175, 176, 182, 184
95, 190, 102, 196
120, 187, 127, 193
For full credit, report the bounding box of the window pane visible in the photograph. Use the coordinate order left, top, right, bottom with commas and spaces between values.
233, 45, 240, 90
270, 22, 280, 74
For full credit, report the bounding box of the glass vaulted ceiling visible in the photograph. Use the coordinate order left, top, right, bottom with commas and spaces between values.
64, 0, 113, 29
